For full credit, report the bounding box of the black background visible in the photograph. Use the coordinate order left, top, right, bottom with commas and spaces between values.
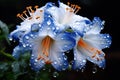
0, 0, 120, 80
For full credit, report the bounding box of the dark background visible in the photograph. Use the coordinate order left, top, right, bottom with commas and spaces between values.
0, 0, 120, 80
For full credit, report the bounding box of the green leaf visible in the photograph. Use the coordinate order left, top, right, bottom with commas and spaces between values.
0, 20, 10, 44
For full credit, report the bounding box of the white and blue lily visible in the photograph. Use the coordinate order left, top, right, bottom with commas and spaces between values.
10, 2, 76, 71
72, 17, 112, 70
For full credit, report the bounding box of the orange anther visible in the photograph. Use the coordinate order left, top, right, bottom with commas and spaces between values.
23, 10, 28, 17
71, 4, 75, 9
67, 2, 70, 6
17, 13, 25, 20
36, 16, 40, 19
40, 10, 43, 12
26, 6, 34, 13
34, 5, 39, 10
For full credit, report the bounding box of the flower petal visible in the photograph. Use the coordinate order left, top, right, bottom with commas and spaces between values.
50, 52, 68, 71
83, 34, 112, 49
53, 32, 76, 52
72, 48, 86, 70
77, 39, 106, 68
85, 17, 104, 35
12, 45, 30, 59
29, 42, 45, 71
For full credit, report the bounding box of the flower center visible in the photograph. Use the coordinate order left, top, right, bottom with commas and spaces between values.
41, 36, 53, 57
77, 38, 104, 61
37, 36, 54, 64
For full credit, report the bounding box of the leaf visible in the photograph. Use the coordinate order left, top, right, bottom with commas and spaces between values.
0, 20, 10, 44
0, 48, 15, 61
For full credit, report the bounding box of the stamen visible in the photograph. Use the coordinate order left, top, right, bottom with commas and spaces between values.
71, 4, 75, 9
37, 54, 52, 64
78, 38, 104, 60
26, 6, 34, 15
40, 10, 43, 12
34, 5, 39, 10
74, 5, 81, 14
36, 16, 40, 19
41, 36, 53, 57
23, 10, 29, 18
67, 2, 70, 6
29, 17, 32, 20
66, 2, 81, 14
17, 13, 25, 20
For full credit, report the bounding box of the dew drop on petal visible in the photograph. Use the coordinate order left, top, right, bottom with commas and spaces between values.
25, 36, 29, 39
9, 37, 13, 41
42, 67, 46, 71
53, 71, 59, 78
92, 65, 97, 74
54, 61, 57, 65
47, 20, 51, 26
81, 67, 85, 72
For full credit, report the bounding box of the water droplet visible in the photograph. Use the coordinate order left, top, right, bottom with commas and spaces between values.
47, 20, 51, 25
82, 60, 86, 63
30, 34, 33, 37
56, 27, 59, 30
39, 24, 41, 27
23, 44, 26, 47
47, 27, 50, 30
81, 67, 85, 72
53, 71, 59, 78
54, 32, 56, 35
26, 44, 29, 46
92, 65, 97, 74
52, 27, 55, 30
41, 60, 45, 64
61, 38, 64, 40
58, 58, 61, 60
62, 67, 66, 70
25, 36, 29, 39
35, 59, 38, 62
66, 50, 70, 53
29, 44, 32, 47
34, 63, 36, 65
42, 67, 46, 71
54, 61, 57, 65
64, 57, 67, 60
9, 37, 13, 41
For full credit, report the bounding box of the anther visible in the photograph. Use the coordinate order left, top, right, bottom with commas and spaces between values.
74, 5, 81, 14
71, 4, 75, 9
40, 10, 43, 12
36, 16, 40, 19
67, 2, 70, 6
34, 5, 39, 10
66, 8, 69, 11
26, 6, 34, 14
17, 13, 25, 20
23, 10, 28, 18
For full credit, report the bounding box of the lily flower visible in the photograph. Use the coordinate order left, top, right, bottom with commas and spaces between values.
72, 17, 112, 70
47, 1, 90, 34
10, 2, 75, 71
